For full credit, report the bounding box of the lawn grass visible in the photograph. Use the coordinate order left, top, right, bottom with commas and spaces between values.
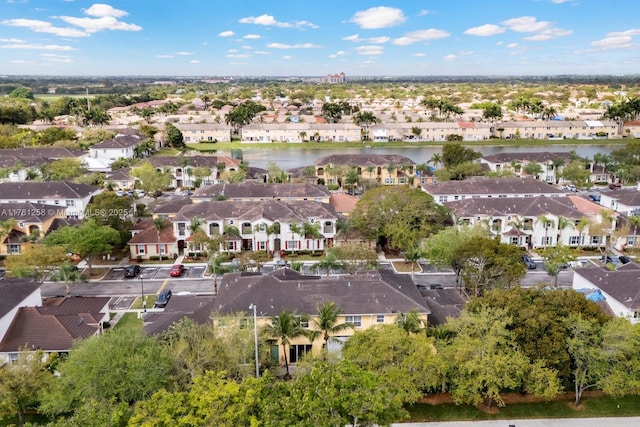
405, 394, 640, 422
129, 295, 157, 310
392, 261, 421, 273
114, 312, 143, 329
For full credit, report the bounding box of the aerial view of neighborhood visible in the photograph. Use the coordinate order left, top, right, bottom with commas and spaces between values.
3, 1, 640, 426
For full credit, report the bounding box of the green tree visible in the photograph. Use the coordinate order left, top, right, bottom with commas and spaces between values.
130, 161, 172, 197
8, 87, 34, 100
85, 191, 134, 241
320, 102, 344, 124
441, 143, 481, 168
311, 251, 343, 277
561, 159, 591, 188
524, 161, 544, 178
40, 158, 87, 181
565, 314, 605, 406
307, 302, 354, 350
445, 307, 560, 408
262, 310, 308, 377
40, 323, 172, 417
349, 186, 451, 251
153, 217, 169, 262
43, 219, 120, 275
396, 309, 426, 334
164, 122, 184, 148
5, 243, 67, 283
454, 235, 527, 296
352, 111, 378, 140
0, 350, 52, 427
538, 243, 577, 287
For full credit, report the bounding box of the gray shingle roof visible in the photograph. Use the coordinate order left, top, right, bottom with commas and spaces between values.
0, 279, 40, 319
422, 176, 565, 196
481, 151, 573, 164
0, 182, 99, 200
444, 195, 583, 219
314, 153, 416, 167
215, 269, 429, 317
574, 265, 640, 310
192, 182, 330, 200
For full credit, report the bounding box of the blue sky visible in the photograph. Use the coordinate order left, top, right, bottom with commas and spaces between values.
1, 0, 640, 76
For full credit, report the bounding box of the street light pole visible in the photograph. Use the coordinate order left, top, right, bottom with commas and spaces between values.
140, 269, 146, 313
249, 303, 259, 378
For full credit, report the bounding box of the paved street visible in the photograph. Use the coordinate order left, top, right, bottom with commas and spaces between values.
395, 417, 640, 427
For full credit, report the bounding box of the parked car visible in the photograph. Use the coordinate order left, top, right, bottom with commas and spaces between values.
609, 183, 621, 190
522, 255, 537, 269
154, 289, 172, 308
124, 265, 141, 278
566, 184, 577, 192
169, 264, 185, 277
588, 194, 601, 202
602, 255, 622, 267
429, 283, 444, 289
619, 255, 632, 264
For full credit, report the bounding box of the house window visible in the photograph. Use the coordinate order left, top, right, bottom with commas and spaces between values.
376, 315, 385, 324
541, 236, 552, 245
55, 200, 60, 205
384, 177, 395, 184
287, 240, 297, 249
591, 236, 601, 245
227, 241, 235, 251
439, 196, 448, 203
259, 241, 266, 250
137, 245, 145, 254
159, 245, 166, 255
8, 244, 20, 254
345, 315, 362, 328
299, 319, 309, 328
289, 344, 312, 364
569, 236, 580, 245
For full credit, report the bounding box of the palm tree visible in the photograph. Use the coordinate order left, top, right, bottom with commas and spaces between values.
289, 221, 302, 253
262, 310, 308, 377
536, 215, 556, 248
311, 252, 343, 277
556, 216, 575, 246
551, 158, 565, 184
266, 222, 281, 254
308, 302, 354, 352
51, 261, 86, 296
396, 310, 425, 334
428, 153, 443, 170
153, 218, 168, 261
302, 221, 322, 255
575, 217, 591, 249
0, 218, 15, 254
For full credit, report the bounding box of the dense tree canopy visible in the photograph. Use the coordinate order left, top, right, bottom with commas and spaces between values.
349, 186, 451, 252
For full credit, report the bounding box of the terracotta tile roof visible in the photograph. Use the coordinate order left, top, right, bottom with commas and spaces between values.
567, 195, 609, 216
215, 269, 429, 317
329, 193, 358, 214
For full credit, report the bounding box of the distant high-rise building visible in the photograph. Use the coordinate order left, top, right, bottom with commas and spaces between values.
319, 72, 346, 84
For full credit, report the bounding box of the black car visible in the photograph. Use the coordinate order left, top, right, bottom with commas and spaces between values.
154, 289, 172, 308
619, 255, 632, 264
124, 265, 141, 278
522, 255, 537, 269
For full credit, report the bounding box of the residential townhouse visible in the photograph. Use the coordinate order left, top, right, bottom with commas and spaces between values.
480, 152, 574, 184
147, 155, 242, 188
105, 167, 134, 190
599, 187, 640, 217
0, 202, 68, 255
215, 268, 429, 363
88, 131, 144, 162
497, 120, 619, 140
443, 195, 614, 250
128, 219, 179, 261
0, 288, 110, 365
0, 147, 87, 183
174, 123, 232, 143
241, 123, 361, 143
371, 121, 493, 142
0, 182, 101, 219
422, 176, 567, 205
169, 199, 338, 255
314, 153, 417, 187
192, 182, 331, 203
572, 263, 640, 323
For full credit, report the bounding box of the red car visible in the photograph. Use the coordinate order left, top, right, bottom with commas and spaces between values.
169, 264, 185, 277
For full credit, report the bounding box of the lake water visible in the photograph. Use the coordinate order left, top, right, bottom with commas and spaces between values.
220, 143, 624, 170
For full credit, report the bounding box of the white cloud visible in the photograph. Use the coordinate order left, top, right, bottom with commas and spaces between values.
190, 60, 200, 63
41, 53, 72, 63
592, 36, 634, 50
343, 34, 360, 42
353, 45, 384, 55
266, 42, 320, 49
227, 49, 239, 53
155, 54, 173, 58
59, 15, 142, 32
175, 51, 193, 56
1, 43, 76, 51
2, 19, 88, 37
241, 45, 252, 50
254, 50, 270, 55
524, 27, 572, 41
414, 53, 426, 57
239, 14, 317, 29
226, 53, 251, 58
418, 10, 433, 16
335, 50, 347, 56
219, 30, 235, 37
502, 16, 550, 33
350, 7, 406, 29
11, 60, 33, 64
243, 34, 261, 39
607, 29, 640, 37
443, 54, 457, 61
464, 24, 505, 36
392, 29, 450, 46
83, 4, 128, 18
0, 38, 25, 43
368, 36, 390, 44
282, 55, 292, 60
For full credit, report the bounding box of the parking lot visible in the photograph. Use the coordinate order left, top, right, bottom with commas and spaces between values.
102, 265, 206, 281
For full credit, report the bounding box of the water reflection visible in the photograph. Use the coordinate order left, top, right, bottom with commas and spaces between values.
226, 144, 624, 170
